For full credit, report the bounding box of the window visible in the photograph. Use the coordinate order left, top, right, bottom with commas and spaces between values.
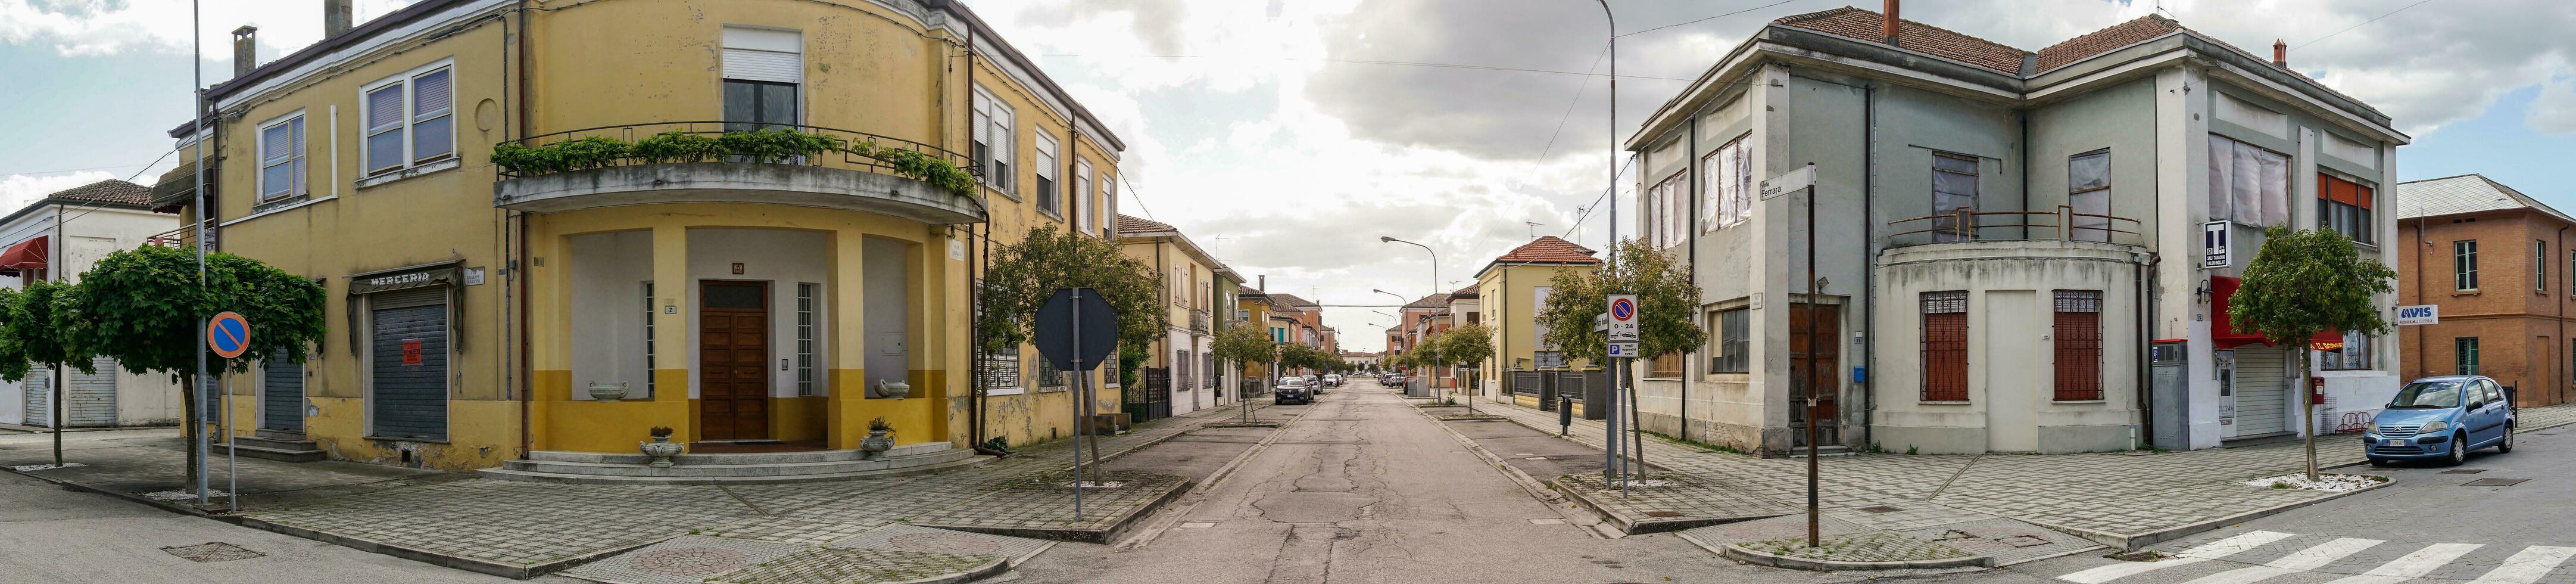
971, 86, 1014, 194
1703, 136, 1752, 231
258, 114, 307, 201
1710, 307, 1748, 374
2542, 240, 2552, 293
361, 63, 456, 174
1097, 171, 1114, 237
2456, 337, 2480, 375
1036, 352, 1065, 390
2053, 291, 2102, 401
2207, 135, 2290, 226
1646, 170, 1688, 248
1921, 291, 1969, 401
1074, 160, 1094, 234
2322, 331, 2371, 371
1175, 350, 1195, 390
722, 80, 798, 132
2455, 240, 2479, 290
2069, 149, 2110, 242
796, 283, 816, 396
1649, 353, 1685, 378
2315, 173, 2375, 244
1034, 133, 1059, 216
1932, 153, 1979, 242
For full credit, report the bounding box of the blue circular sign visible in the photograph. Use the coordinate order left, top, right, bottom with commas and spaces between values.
207, 311, 251, 358
1610, 298, 1635, 320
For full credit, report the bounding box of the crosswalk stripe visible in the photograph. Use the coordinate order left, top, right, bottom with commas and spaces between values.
2178, 566, 2300, 584
2060, 558, 2212, 584
2362, 542, 2484, 578
2270, 538, 2383, 570
2317, 576, 2408, 584
2179, 531, 2299, 559
2472, 545, 2576, 584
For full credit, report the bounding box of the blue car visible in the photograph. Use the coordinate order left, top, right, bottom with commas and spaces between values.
2365, 375, 2518, 466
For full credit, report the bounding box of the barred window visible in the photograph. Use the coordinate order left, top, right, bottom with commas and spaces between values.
2053, 291, 2103, 401
1921, 291, 1969, 402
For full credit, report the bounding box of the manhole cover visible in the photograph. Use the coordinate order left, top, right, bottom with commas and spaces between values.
2465, 478, 2530, 486
629, 546, 750, 577
1997, 535, 2053, 548
163, 542, 264, 563
2440, 469, 2488, 474
1643, 511, 1683, 518
1857, 505, 1905, 514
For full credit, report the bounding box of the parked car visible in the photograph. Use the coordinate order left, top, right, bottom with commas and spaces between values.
2366, 375, 2517, 466
1324, 374, 1343, 387
1274, 377, 1313, 405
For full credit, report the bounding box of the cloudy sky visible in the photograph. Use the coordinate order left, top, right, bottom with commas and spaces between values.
6, 0, 2574, 351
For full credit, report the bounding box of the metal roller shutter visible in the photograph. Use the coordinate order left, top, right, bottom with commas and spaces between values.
67, 356, 116, 427
263, 358, 304, 432
369, 287, 449, 441
2234, 347, 2288, 437
23, 365, 48, 427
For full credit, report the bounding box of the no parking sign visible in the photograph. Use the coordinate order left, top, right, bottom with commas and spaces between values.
207, 311, 251, 359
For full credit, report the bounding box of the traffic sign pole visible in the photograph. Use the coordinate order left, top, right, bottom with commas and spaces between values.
202, 311, 251, 508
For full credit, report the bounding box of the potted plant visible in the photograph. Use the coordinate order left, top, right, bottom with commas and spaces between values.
640, 425, 682, 468
861, 417, 896, 459
588, 381, 629, 402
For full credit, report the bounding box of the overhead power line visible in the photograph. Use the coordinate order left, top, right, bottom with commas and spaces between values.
1619, 0, 1811, 38
2290, 0, 2436, 51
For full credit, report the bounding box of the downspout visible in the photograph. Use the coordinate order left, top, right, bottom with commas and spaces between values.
2020, 110, 2032, 240
512, 1, 534, 460
2416, 220, 2426, 379
1859, 82, 1877, 447
2137, 252, 2156, 448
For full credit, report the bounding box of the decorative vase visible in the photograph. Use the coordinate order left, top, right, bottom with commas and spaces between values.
588, 382, 629, 402
860, 430, 894, 460
640, 436, 682, 468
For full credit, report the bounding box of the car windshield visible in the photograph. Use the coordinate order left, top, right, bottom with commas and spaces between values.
2388, 381, 2462, 409
1280, 378, 1306, 387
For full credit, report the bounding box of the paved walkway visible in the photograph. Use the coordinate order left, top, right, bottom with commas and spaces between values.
5, 400, 1290, 579
1474, 398, 2576, 545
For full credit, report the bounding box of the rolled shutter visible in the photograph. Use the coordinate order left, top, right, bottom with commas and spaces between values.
722, 27, 803, 83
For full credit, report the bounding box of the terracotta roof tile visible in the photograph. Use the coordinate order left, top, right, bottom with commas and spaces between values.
1268, 293, 1316, 308
2034, 14, 2179, 72
1773, 7, 2028, 74
1492, 236, 1601, 265
1114, 213, 1175, 234
38, 179, 155, 207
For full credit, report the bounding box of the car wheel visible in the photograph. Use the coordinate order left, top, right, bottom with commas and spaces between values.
2446, 434, 2469, 466
2497, 425, 2515, 453
2367, 457, 2390, 467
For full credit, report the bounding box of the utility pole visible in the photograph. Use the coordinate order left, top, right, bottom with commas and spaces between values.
1805, 163, 1822, 548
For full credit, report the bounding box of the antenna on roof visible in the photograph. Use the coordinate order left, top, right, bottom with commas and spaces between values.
1526, 221, 1546, 240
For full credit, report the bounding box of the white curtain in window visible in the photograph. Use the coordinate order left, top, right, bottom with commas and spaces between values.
2209, 136, 2288, 225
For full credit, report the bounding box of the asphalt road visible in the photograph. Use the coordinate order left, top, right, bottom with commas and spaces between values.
1010, 385, 1886, 584
0, 469, 583, 584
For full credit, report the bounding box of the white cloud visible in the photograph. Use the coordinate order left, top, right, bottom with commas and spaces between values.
2528, 77, 2576, 133
0, 0, 414, 59
0, 170, 116, 212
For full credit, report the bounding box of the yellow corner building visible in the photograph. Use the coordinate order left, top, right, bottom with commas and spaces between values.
159, 0, 1127, 473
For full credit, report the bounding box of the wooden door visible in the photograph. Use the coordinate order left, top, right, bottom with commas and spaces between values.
1791, 303, 1842, 446
700, 281, 771, 440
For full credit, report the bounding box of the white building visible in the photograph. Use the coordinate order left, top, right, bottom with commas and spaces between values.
0, 179, 185, 428
1622, 7, 2403, 455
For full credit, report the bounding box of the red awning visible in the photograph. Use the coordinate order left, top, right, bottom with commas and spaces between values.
0, 236, 46, 271
2211, 275, 2346, 350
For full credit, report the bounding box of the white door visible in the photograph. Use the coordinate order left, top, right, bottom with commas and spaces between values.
2232, 347, 2289, 438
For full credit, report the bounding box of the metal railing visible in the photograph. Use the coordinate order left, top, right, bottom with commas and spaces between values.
1189, 309, 1211, 334
498, 121, 979, 184
1886, 205, 2142, 246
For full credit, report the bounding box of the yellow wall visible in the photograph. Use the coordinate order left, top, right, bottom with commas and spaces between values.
178, 0, 1123, 468
1477, 263, 1601, 376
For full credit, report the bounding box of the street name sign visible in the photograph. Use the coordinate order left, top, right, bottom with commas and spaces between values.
1759, 164, 1816, 201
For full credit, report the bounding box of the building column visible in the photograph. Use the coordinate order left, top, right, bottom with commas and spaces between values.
827, 231, 867, 450
649, 225, 696, 445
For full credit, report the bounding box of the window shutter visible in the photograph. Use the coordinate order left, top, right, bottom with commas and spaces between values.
722, 27, 803, 83
411, 69, 453, 117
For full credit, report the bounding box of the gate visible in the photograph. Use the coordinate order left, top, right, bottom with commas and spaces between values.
1128, 367, 1172, 421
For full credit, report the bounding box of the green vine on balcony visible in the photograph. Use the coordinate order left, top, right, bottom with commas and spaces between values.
491, 129, 978, 197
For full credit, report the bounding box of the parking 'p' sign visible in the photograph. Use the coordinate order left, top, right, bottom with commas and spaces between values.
207, 311, 251, 359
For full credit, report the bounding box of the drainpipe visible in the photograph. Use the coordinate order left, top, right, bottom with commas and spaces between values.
513, 0, 533, 461
1683, 113, 1696, 442
1859, 82, 1877, 448
2137, 252, 2156, 448
2416, 220, 2427, 380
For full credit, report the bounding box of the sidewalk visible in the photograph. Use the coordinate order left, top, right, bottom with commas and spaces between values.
1473, 399, 2576, 552
1, 400, 1293, 580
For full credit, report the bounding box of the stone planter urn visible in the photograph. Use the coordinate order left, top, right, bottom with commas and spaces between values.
588, 382, 629, 402
640, 426, 682, 468
872, 380, 910, 399
860, 417, 896, 460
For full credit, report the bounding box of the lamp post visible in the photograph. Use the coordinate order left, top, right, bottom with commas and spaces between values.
1379, 237, 1439, 298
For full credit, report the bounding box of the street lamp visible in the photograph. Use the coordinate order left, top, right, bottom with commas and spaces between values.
1370, 288, 1406, 305
1379, 236, 1439, 298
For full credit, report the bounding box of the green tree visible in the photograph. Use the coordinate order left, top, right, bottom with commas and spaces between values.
1211, 324, 1273, 383
0, 281, 98, 467
72, 244, 329, 494
1535, 239, 1706, 364
2229, 225, 2396, 479
978, 225, 1167, 387
1440, 324, 1496, 413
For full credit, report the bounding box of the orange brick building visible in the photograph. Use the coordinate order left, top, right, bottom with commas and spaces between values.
2396, 174, 2573, 407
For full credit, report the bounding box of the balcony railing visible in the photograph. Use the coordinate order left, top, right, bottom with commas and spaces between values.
1189, 309, 1211, 334
495, 121, 978, 193
1887, 205, 2142, 247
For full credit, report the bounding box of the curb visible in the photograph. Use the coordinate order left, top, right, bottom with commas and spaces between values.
924, 477, 1196, 545
233, 515, 660, 579
2017, 476, 2394, 551
1719, 542, 1994, 571
1418, 405, 1566, 507
882, 555, 1009, 584
1549, 478, 1786, 535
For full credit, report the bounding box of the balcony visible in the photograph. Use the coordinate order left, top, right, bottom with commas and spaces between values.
491, 122, 986, 224
1886, 205, 2142, 249
1189, 309, 1211, 334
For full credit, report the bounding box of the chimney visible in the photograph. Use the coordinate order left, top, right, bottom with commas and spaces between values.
231, 26, 258, 79
325, 0, 354, 38
2272, 39, 2287, 67
1258, 275, 1266, 291
1882, 0, 1900, 46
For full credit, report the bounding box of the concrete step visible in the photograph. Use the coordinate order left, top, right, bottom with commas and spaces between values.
500, 448, 975, 477
232, 435, 319, 452
217, 442, 328, 463
473, 455, 993, 485
525, 442, 950, 465
252, 429, 308, 441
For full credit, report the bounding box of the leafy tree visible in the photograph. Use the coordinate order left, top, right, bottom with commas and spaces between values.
2229, 225, 2396, 480
0, 281, 97, 466
1535, 239, 1706, 364
71, 244, 328, 494
1211, 324, 1274, 384
1440, 324, 1496, 413
978, 225, 1167, 387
